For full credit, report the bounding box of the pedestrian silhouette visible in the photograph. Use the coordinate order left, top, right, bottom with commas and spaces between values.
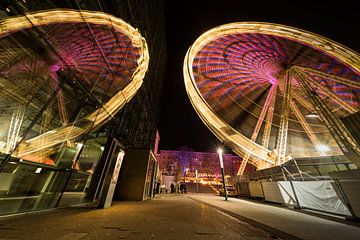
180, 183, 186, 194
170, 183, 175, 193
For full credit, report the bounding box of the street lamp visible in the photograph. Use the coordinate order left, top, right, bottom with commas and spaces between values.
195, 169, 199, 193
218, 148, 227, 201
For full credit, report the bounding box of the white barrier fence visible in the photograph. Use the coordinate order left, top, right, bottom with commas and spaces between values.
242, 180, 354, 217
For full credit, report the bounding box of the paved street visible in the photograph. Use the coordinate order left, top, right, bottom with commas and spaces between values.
1, 193, 360, 240
189, 194, 360, 240
0, 194, 276, 240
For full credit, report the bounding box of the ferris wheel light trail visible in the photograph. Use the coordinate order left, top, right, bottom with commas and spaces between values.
294, 68, 358, 114
184, 22, 360, 172
0, 9, 149, 161
295, 66, 360, 89
238, 83, 277, 175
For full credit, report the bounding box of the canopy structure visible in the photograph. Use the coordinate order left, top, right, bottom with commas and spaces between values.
184, 22, 360, 174
0, 9, 149, 163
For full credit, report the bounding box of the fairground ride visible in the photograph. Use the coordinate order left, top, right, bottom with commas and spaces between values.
0, 9, 149, 166
184, 22, 360, 175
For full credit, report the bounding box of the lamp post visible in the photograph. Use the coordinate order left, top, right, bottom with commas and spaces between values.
195, 169, 199, 193
218, 148, 227, 201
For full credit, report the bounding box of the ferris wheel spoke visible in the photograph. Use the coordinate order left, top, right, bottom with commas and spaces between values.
237, 151, 251, 176
252, 84, 278, 142
294, 65, 360, 89
294, 68, 358, 114
0, 76, 42, 111
237, 83, 277, 175
262, 84, 277, 150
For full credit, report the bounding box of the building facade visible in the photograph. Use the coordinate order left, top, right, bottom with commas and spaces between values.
0, 0, 166, 215
158, 147, 255, 182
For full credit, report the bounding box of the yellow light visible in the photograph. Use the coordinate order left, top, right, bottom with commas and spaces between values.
218, 149, 224, 168
319, 145, 330, 152
183, 22, 360, 168
0, 10, 149, 158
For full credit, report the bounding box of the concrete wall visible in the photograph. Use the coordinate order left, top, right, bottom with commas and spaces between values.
114, 148, 151, 201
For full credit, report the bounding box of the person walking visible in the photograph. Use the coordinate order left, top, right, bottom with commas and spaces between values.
179, 183, 184, 194
170, 183, 175, 193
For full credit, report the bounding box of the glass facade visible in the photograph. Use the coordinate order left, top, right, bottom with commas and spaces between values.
0, 136, 107, 215
0, 7, 149, 216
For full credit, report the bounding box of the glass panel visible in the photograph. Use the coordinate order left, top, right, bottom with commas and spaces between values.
57, 137, 106, 207
0, 156, 64, 215
0, 136, 107, 216
144, 153, 156, 200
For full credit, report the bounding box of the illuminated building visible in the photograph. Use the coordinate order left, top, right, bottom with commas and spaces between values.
158, 147, 255, 180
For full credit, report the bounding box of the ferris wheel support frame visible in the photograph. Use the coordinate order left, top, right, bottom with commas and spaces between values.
296, 66, 360, 89
276, 73, 326, 157
276, 72, 292, 165
294, 68, 360, 168
291, 90, 314, 112
238, 83, 277, 175
296, 68, 358, 114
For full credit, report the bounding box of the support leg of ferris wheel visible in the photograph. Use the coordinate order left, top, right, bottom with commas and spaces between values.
39, 84, 53, 163
292, 90, 314, 112
294, 65, 360, 89
293, 68, 360, 168
237, 83, 277, 176
276, 71, 292, 166
289, 99, 326, 156
277, 72, 326, 156
6, 107, 25, 154
258, 80, 277, 170
49, 73, 74, 148
50, 73, 69, 126
296, 68, 357, 114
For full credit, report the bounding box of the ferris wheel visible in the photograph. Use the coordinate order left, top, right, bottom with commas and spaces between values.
184, 22, 360, 175
0, 9, 149, 163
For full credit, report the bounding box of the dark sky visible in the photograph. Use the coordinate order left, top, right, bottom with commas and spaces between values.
157, 0, 360, 152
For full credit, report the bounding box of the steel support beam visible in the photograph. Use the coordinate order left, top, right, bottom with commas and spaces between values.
292, 90, 314, 112
262, 84, 277, 149
297, 68, 357, 114
295, 65, 360, 89
293, 68, 360, 168
6, 107, 25, 154
276, 72, 291, 165
237, 83, 277, 175
289, 99, 326, 156
50, 73, 69, 125
277, 76, 326, 156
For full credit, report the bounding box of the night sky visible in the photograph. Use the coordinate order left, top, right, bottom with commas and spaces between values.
157, 0, 360, 153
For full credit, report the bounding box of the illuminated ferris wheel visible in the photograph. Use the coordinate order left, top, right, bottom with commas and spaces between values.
0, 10, 148, 163
184, 22, 360, 175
